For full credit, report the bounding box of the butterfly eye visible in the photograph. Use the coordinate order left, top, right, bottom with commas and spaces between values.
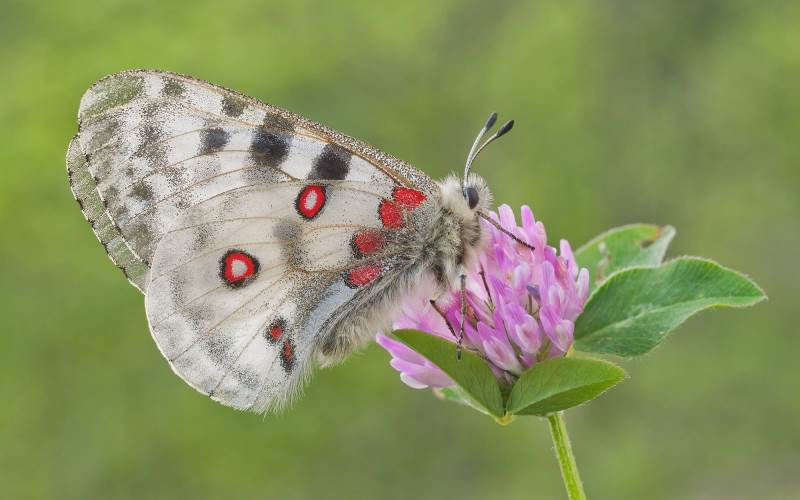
465, 186, 479, 210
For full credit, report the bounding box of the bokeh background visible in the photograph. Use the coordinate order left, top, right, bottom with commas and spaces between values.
1, 1, 798, 498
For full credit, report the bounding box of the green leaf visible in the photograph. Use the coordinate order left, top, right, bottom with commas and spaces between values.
574, 257, 766, 356
575, 224, 676, 292
433, 386, 492, 416
506, 357, 626, 416
392, 329, 505, 418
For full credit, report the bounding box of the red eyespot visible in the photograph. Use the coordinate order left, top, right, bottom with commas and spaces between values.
344, 264, 382, 288
267, 319, 285, 344
220, 250, 259, 288
351, 229, 385, 257
393, 187, 426, 208
379, 200, 403, 229
296, 185, 326, 220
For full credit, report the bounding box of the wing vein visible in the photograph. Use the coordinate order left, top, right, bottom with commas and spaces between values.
208, 286, 295, 399
167, 270, 292, 363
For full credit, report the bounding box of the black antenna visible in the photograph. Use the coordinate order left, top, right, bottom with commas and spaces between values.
463, 113, 514, 185
484, 111, 499, 132
473, 120, 514, 160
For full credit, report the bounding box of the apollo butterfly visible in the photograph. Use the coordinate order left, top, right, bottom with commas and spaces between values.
67, 70, 515, 412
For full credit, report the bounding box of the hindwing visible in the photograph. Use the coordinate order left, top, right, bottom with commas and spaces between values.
146, 181, 432, 411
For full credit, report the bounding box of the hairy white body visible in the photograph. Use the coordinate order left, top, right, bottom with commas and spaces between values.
317, 172, 493, 366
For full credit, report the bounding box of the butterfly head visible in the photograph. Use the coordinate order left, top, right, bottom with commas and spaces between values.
440, 172, 492, 221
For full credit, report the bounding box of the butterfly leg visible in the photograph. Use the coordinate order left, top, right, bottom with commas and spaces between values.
427, 274, 467, 360
428, 298, 458, 341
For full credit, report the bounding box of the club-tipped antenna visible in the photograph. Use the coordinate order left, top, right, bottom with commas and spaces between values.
463, 112, 497, 184
463, 113, 514, 185
473, 119, 514, 161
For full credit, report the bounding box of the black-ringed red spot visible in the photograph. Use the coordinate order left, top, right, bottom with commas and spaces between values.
266, 318, 286, 344
296, 185, 326, 220
280, 338, 296, 372
344, 264, 382, 288
219, 249, 259, 288
378, 200, 403, 229
350, 229, 385, 258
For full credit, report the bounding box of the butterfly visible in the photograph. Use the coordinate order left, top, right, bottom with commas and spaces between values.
67, 70, 521, 412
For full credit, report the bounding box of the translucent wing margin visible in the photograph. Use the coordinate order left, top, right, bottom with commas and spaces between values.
68, 69, 437, 290
67, 136, 149, 290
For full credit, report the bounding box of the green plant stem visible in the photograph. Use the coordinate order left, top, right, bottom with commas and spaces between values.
547, 412, 586, 500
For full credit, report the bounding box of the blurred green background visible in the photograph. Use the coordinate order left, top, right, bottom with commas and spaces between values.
1, 0, 798, 498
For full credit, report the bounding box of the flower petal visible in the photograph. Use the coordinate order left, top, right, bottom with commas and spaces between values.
399, 373, 430, 389
376, 334, 428, 365
382, 204, 590, 390
390, 358, 453, 388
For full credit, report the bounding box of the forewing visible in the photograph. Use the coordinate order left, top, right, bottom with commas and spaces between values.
70, 69, 437, 289
145, 181, 429, 411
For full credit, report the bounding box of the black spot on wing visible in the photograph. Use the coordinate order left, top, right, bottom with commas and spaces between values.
221, 94, 245, 117
162, 78, 185, 97
130, 180, 154, 201
199, 127, 230, 155
309, 143, 351, 180
141, 101, 162, 119
263, 113, 294, 133
134, 122, 168, 168
134, 123, 162, 155
250, 126, 290, 168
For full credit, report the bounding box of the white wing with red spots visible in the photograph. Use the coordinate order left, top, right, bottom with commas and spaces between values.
68, 69, 436, 290
145, 181, 432, 411
68, 69, 440, 411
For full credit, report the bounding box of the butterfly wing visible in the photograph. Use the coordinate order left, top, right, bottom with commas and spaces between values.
145, 180, 432, 411
67, 135, 150, 289
69, 70, 438, 411
68, 69, 436, 290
